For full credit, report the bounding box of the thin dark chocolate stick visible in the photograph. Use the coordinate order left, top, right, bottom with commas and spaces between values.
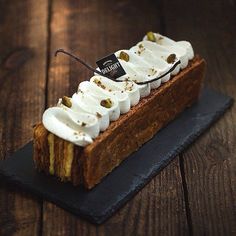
55, 49, 116, 81
55, 49, 181, 86
125, 60, 181, 85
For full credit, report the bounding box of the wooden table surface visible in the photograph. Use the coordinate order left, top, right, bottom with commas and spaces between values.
0, 0, 235, 235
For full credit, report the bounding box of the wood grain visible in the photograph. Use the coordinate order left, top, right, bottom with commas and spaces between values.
163, 0, 236, 235
0, 0, 49, 235
42, 0, 189, 235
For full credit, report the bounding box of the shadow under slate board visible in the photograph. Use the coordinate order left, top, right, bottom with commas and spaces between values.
0, 88, 233, 224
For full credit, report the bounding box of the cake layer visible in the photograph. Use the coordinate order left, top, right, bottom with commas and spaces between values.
34, 56, 206, 189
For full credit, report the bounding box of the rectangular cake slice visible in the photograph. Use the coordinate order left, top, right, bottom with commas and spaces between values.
34, 55, 206, 189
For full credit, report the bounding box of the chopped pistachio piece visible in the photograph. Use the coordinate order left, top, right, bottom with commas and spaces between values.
166, 54, 176, 64
81, 122, 86, 127
119, 51, 129, 62
147, 31, 156, 42
100, 98, 112, 108
138, 44, 144, 49
94, 78, 106, 89
96, 112, 102, 118
94, 78, 101, 85
62, 96, 72, 108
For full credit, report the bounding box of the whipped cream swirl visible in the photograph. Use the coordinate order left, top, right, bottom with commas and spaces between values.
43, 32, 194, 146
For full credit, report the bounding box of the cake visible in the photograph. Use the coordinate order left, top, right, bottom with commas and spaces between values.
34, 32, 206, 189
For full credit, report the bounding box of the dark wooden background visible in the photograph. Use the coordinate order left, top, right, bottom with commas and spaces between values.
0, 0, 235, 235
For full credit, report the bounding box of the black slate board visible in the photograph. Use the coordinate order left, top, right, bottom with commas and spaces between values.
0, 88, 233, 224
